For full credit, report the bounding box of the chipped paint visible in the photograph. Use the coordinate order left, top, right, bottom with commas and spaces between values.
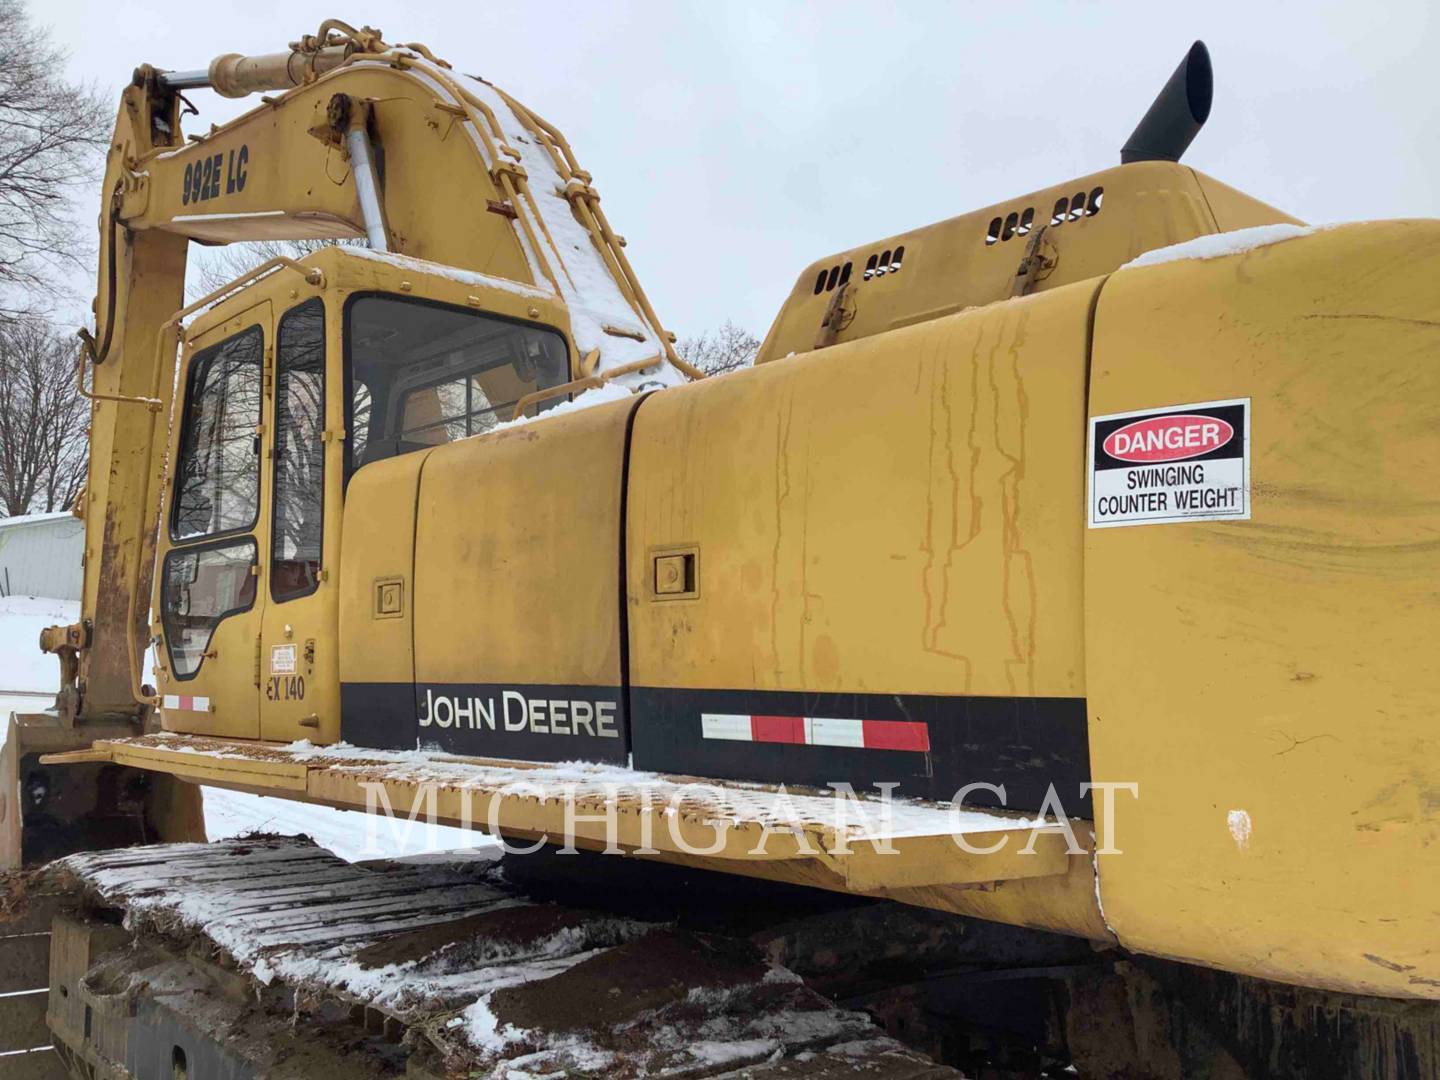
1227, 809, 1252, 851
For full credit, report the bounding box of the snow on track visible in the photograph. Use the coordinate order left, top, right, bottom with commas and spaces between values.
203, 786, 496, 863
51, 836, 951, 1076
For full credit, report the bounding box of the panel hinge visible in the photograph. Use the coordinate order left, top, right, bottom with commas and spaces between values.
814, 281, 855, 350
1011, 224, 1059, 298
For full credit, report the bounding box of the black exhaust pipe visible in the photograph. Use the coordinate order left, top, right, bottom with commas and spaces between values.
1121, 41, 1213, 164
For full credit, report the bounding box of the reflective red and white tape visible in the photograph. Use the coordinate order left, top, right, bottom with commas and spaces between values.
700, 713, 930, 752
162, 694, 210, 712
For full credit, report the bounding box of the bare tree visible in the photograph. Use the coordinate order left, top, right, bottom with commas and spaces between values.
0, 318, 88, 516
677, 320, 760, 376
0, 0, 109, 319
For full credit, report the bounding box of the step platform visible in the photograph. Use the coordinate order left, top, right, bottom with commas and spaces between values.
44, 733, 1076, 895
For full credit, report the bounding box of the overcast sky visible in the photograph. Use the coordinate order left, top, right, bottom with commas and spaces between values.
37, 0, 1439, 340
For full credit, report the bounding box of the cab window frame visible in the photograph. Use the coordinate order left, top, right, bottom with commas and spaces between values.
341, 291, 572, 488
169, 323, 265, 544
270, 297, 327, 605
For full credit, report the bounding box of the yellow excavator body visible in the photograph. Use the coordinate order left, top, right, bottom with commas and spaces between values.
10, 23, 1438, 1013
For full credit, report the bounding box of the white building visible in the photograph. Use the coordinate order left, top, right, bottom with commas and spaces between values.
0, 513, 83, 717
0, 512, 84, 603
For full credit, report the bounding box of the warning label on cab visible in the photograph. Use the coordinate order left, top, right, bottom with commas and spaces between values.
1088, 398, 1250, 528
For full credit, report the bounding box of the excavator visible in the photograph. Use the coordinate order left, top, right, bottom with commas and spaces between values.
0, 21, 1436, 1078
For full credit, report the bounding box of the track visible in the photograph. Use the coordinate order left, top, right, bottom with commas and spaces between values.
20, 833, 1431, 1078
41, 836, 958, 1078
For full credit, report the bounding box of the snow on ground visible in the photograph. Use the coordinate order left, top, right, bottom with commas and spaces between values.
203, 786, 498, 863
0, 595, 76, 697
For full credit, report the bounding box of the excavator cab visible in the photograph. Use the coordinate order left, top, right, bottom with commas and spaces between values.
10, 24, 697, 870
152, 248, 582, 745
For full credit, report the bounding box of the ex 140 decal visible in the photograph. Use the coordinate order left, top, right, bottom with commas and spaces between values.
266, 674, 305, 702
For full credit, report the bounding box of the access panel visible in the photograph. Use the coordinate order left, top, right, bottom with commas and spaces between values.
625, 280, 1100, 812
405, 395, 639, 763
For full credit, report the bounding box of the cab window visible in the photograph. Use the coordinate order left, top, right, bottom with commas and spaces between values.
344, 295, 568, 473
161, 538, 257, 679
271, 299, 326, 602
171, 326, 263, 541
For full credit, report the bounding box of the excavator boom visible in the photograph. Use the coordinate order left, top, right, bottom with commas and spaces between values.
45, 21, 697, 733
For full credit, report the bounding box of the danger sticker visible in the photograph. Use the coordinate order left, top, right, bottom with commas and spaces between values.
270, 643, 297, 675
1088, 398, 1250, 528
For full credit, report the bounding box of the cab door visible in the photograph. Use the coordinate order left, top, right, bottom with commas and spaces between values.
259, 298, 341, 743
156, 302, 272, 738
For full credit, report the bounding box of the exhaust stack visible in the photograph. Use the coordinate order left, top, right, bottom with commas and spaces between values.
1121, 41, 1213, 164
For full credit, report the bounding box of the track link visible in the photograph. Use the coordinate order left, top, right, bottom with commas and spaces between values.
40, 836, 956, 1078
